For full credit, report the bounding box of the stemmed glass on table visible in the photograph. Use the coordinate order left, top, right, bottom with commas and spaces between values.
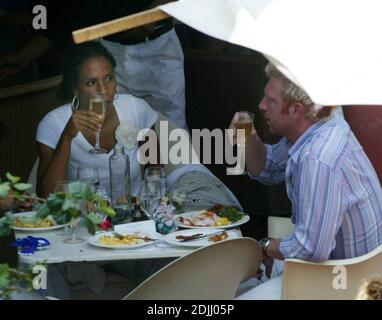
144, 166, 167, 197
54, 180, 85, 243
139, 178, 162, 220
55, 180, 72, 236
88, 94, 107, 154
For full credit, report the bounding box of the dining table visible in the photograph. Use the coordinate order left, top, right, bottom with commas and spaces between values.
16, 222, 242, 265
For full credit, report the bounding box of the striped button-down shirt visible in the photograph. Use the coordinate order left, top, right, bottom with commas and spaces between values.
253, 112, 382, 262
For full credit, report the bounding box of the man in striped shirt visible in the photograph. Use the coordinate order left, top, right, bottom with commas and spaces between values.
234, 63, 382, 299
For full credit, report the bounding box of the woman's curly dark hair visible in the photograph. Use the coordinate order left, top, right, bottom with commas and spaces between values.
59, 41, 116, 101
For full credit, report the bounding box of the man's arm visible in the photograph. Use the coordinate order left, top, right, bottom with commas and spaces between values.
279, 159, 343, 262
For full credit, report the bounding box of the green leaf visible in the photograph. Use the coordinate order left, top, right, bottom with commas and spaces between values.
68, 182, 93, 200
12, 183, 32, 192
0, 212, 15, 237
83, 215, 96, 235
100, 205, 116, 217
0, 182, 10, 198
6, 173, 20, 184
62, 198, 78, 212
86, 212, 103, 225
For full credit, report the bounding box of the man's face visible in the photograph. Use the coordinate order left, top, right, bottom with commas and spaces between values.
258, 78, 291, 136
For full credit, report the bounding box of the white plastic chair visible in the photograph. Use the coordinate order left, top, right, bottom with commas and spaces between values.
282, 245, 382, 300
124, 238, 262, 300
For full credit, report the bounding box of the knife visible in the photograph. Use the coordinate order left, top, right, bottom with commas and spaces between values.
177, 230, 226, 242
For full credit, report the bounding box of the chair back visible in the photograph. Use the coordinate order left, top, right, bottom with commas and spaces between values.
124, 238, 262, 300
0, 76, 62, 180
282, 245, 382, 299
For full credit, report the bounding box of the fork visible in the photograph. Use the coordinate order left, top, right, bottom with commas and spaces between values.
112, 231, 157, 242
177, 230, 227, 242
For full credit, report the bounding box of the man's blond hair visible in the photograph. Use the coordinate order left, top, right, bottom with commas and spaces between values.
265, 63, 334, 121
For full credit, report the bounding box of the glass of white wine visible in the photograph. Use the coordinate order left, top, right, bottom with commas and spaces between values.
88, 94, 107, 154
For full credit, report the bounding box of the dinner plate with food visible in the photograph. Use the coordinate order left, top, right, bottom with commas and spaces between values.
163, 228, 239, 248
88, 231, 157, 249
9, 211, 67, 232
176, 205, 250, 229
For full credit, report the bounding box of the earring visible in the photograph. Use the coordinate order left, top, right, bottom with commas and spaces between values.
71, 95, 79, 111
113, 87, 120, 101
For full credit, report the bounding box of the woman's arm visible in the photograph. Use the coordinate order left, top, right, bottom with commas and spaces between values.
37, 110, 101, 198
36, 137, 72, 199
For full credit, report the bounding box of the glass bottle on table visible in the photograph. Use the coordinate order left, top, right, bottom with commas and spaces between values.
109, 144, 132, 224
88, 94, 107, 154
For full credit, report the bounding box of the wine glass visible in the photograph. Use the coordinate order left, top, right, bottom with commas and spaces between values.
55, 180, 72, 236
144, 166, 167, 197
77, 165, 100, 193
139, 180, 162, 220
63, 214, 85, 244
88, 94, 107, 154
227, 110, 254, 176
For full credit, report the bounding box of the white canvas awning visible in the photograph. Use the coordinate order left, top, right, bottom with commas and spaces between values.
159, 0, 382, 106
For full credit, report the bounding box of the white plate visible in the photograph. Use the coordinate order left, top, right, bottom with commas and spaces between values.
88, 231, 155, 250
163, 229, 239, 248
176, 211, 250, 229
9, 211, 67, 232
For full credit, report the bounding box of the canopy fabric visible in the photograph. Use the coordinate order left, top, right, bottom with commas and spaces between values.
160, 0, 382, 106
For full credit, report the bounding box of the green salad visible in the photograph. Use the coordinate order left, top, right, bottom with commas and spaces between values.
209, 205, 245, 223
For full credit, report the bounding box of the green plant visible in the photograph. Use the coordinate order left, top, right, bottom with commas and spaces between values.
0, 173, 116, 237
0, 263, 34, 300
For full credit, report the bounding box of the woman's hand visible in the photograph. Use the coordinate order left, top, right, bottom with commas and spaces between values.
63, 110, 103, 139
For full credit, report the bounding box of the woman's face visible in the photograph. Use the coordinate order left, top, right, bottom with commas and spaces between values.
75, 56, 117, 109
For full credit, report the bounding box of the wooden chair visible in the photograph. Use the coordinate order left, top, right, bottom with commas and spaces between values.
124, 238, 262, 300
0, 76, 62, 181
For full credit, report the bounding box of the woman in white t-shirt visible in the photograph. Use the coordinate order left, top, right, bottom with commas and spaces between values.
36, 42, 158, 198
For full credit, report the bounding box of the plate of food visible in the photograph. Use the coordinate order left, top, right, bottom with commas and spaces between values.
9, 211, 67, 232
88, 231, 156, 249
176, 205, 250, 229
163, 228, 239, 248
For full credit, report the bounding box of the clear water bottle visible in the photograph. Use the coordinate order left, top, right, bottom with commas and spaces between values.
109, 144, 132, 224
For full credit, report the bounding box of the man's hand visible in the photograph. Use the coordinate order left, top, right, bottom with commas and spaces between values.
262, 254, 274, 279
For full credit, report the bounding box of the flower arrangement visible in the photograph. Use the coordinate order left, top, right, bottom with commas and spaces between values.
115, 119, 139, 150
0, 173, 116, 237
0, 173, 116, 300
0, 263, 36, 300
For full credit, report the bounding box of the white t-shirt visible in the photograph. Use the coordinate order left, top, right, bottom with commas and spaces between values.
36, 94, 158, 195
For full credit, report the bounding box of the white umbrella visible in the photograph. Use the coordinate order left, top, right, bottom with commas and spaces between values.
160, 0, 382, 106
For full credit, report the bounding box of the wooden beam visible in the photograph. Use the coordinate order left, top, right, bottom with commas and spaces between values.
72, 8, 171, 44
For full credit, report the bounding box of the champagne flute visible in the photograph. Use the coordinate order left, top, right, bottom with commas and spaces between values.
88, 94, 107, 154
